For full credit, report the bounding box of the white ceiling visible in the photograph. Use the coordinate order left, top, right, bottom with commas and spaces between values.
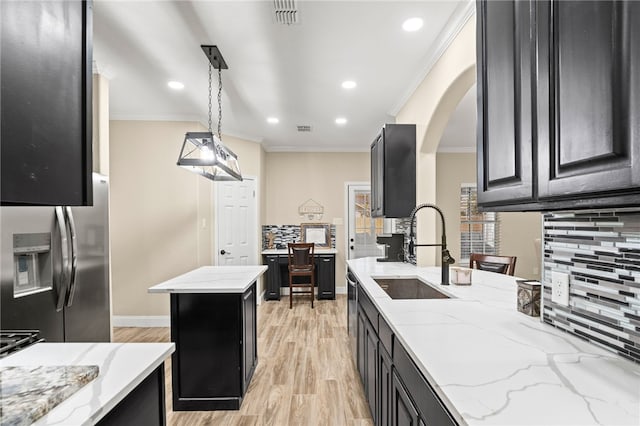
93, 0, 475, 152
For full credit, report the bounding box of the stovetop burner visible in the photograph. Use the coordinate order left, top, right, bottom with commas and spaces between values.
0, 330, 42, 357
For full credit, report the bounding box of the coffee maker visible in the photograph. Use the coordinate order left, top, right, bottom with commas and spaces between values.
376, 233, 405, 262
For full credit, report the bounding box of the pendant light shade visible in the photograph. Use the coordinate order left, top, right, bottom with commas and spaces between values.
177, 45, 242, 181
177, 132, 242, 181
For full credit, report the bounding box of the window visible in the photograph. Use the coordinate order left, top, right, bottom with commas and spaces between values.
459, 184, 499, 265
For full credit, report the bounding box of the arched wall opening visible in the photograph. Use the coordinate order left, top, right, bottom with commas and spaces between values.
395, 17, 476, 266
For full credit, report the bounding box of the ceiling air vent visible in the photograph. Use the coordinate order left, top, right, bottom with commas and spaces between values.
297, 125, 312, 132
274, 0, 299, 25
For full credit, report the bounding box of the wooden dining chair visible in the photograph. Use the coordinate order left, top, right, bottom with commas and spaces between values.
287, 243, 315, 308
469, 253, 517, 276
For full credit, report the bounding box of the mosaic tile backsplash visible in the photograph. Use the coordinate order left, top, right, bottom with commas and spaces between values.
543, 210, 640, 363
262, 225, 336, 249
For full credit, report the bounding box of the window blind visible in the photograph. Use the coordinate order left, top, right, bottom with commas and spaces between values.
459, 185, 500, 266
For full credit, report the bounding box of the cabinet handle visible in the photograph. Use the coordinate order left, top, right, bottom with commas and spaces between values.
323, 259, 330, 262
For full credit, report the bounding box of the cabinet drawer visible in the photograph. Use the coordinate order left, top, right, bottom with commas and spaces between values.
393, 344, 457, 426
357, 285, 378, 333
378, 315, 393, 356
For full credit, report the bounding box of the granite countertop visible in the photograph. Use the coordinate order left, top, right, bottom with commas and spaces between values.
0, 365, 99, 426
148, 265, 267, 294
261, 248, 338, 255
347, 257, 640, 426
0, 342, 174, 426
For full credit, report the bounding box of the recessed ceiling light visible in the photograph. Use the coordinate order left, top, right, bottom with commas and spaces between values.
335, 117, 347, 125
267, 117, 279, 124
167, 81, 184, 90
402, 17, 423, 32
341, 80, 357, 89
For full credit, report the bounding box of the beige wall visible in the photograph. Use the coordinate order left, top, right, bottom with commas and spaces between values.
396, 18, 476, 266
436, 153, 541, 279
110, 120, 214, 316
265, 152, 370, 290
211, 134, 267, 296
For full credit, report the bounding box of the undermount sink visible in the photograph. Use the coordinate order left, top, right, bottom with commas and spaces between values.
373, 278, 450, 300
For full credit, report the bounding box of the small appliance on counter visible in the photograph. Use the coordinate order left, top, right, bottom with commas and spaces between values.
376, 233, 405, 262
516, 280, 541, 316
450, 267, 472, 285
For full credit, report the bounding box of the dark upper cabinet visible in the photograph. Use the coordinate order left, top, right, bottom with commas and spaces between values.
536, 1, 640, 202
476, 0, 535, 206
1, 1, 93, 206
477, 0, 640, 211
371, 124, 416, 218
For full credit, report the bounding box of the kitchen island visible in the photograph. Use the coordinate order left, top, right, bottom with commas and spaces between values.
148, 265, 267, 411
348, 257, 640, 426
0, 342, 174, 426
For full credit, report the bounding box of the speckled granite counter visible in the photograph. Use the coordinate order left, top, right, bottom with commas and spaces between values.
0, 365, 98, 426
0, 342, 174, 426
348, 257, 640, 425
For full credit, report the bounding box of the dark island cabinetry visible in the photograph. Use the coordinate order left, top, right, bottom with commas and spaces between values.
170, 283, 257, 411
477, 0, 640, 211
1, 0, 93, 206
97, 365, 166, 426
354, 279, 457, 426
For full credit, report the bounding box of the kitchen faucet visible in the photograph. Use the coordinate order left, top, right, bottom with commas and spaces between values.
407, 203, 455, 285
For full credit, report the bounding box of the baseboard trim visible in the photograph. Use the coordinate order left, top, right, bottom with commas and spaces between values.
112, 315, 170, 328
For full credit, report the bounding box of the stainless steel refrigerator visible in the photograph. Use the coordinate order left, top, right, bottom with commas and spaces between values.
0, 173, 110, 342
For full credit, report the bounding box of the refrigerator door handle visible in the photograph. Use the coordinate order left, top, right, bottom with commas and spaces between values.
64, 206, 78, 307
54, 207, 69, 312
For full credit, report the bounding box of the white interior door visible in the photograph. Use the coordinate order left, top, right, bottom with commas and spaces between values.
347, 184, 385, 259
216, 178, 257, 265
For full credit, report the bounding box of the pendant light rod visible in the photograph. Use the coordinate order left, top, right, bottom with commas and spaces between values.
201, 45, 228, 70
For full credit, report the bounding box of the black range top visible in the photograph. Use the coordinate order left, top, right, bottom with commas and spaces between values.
0, 330, 42, 358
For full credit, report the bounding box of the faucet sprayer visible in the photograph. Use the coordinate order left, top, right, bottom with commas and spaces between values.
408, 203, 456, 285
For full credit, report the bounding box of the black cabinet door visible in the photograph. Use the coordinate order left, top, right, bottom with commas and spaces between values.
476, 0, 535, 206
371, 124, 416, 218
1, 0, 92, 206
316, 255, 335, 300
242, 284, 257, 393
357, 308, 367, 387
371, 136, 384, 217
378, 345, 393, 426
264, 255, 281, 300
365, 317, 379, 424
391, 372, 419, 426
537, 0, 640, 201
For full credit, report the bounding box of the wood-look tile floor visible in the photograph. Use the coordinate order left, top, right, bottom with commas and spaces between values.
114, 295, 373, 425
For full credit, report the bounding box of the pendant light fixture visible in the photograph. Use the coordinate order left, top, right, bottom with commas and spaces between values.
177, 45, 242, 181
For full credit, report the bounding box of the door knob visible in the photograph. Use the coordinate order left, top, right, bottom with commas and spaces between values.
220, 250, 229, 255
350, 246, 354, 250
350, 238, 354, 242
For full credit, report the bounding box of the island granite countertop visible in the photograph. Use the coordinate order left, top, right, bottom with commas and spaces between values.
0, 342, 174, 426
148, 265, 267, 294
347, 257, 640, 426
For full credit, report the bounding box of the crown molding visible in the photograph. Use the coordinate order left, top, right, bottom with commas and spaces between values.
388, 0, 476, 117
264, 145, 370, 153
